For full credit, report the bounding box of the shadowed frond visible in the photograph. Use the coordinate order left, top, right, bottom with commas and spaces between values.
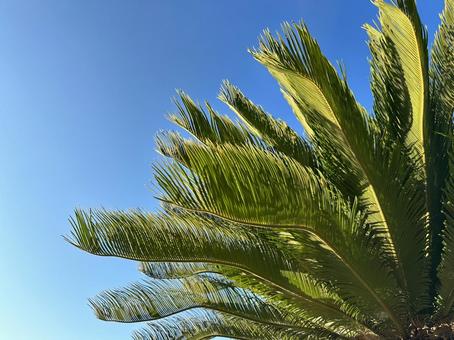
139, 261, 375, 337
428, 0, 454, 290
132, 308, 342, 340
90, 274, 286, 324
436, 139, 454, 318
92, 271, 365, 338
139, 262, 222, 280
68, 208, 377, 335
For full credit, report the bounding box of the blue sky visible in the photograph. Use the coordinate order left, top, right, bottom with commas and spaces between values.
0, 1, 444, 339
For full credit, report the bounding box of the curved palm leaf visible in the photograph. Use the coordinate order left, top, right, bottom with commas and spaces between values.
89, 274, 286, 324
169, 92, 258, 147
252, 19, 430, 312
132, 308, 342, 340
68, 208, 376, 335
429, 0, 454, 297
153, 139, 409, 332
218, 80, 315, 167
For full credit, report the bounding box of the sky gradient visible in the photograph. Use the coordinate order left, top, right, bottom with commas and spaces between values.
0, 1, 444, 339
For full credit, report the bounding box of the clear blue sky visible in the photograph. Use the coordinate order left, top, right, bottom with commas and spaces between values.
0, 1, 444, 339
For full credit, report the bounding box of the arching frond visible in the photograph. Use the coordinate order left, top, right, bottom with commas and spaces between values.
364, 25, 412, 142
251, 19, 429, 315
68, 208, 376, 335
91, 272, 362, 338
169, 91, 257, 146
139, 262, 222, 280
139, 261, 374, 337
132, 308, 341, 340
218, 80, 315, 167
436, 140, 454, 318
67, 209, 301, 287
154, 140, 408, 334
90, 274, 286, 324
374, 0, 429, 156
429, 0, 454, 290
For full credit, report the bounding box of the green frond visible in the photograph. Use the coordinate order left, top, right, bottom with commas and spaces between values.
139, 262, 222, 280
93, 271, 365, 339
373, 0, 429, 157
365, 24, 412, 142
154, 140, 409, 334
218, 80, 315, 167
428, 0, 454, 289
90, 274, 287, 324
68, 208, 374, 335
169, 91, 257, 146
132, 309, 342, 340
67, 209, 301, 287
251, 18, 430, 314
139, 261, 373, 337
143, 263, 374, 336
436, 139, 454, 318
154, 141, 326, 227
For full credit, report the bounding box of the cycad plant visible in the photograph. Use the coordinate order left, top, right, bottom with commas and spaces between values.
68, 0, 454, 338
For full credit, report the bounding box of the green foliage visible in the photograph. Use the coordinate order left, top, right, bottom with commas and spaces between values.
69, 0, 454, 338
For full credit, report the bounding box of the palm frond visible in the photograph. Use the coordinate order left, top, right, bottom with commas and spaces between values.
218, 81, 315, 167
169, 91, 257, 146
67, 209, 299, 286
89, 274, 287, 324
252, 20, 429, 313
373, 0, 429, 156
132, 308, 342, 340
428, 0, 454, 292
364, 24, 412, 143
154, 140, 408, 334
139, 262, 222, 280
250, 23, 366, 203
68, 208, 375, 335
139, 261, 374, 337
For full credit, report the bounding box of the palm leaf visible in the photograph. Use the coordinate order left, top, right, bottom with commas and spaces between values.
89, 274, 286, 324
132, 308, 342, 340
68, 208, 375, 335
139, 262, 222, 280
429, 0, 454, 293
373, 0, 429, 156
169, 91, 257, 146
364, 25, 412, 143
252, 20, 429, 313
68, 209, 299, 287
218, 81, 315, 167
139, 261, 375, 337
154, 139, 408, 334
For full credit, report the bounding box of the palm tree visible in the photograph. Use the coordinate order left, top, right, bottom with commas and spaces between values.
68, 0, 454, 338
